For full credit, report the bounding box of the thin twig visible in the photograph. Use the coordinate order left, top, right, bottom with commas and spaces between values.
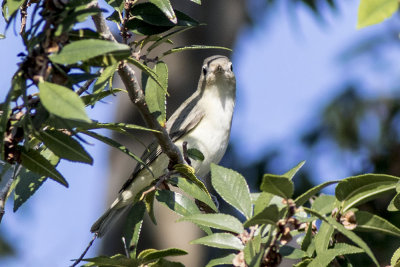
140, 170, 177, 199
76, 78, 96, 96
19, 1, 29, 34
182, 141, 191, 165
0, 164, 21, 224
70, 234, 97, 267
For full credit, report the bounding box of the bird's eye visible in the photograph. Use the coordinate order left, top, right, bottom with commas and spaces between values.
202, 66, 207, 76
230, 63, 233, 72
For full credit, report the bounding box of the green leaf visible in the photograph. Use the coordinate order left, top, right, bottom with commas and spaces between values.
123, 201, 145, 258
81, 88, 126, 106
14, 148, 59, 211
280, 246, 308, 259
295, 180, 339, 206
49, 39, 130, 64
301, 223, 314, 254
82, 254, 138, 266
78, 122, 157, 134
4, 0, 25, 19
39, 130, 92, 164
190, 0, 201, 4
130, 3, 198, 27
335, 174, 399, 212
211, 164, 252, 219
308, 243, 364, 267
253, 192, 273, 215
388, 192, 400, 211
391, 246, 400, 266
357, 0, 398, 29
138, 248, 187, 263
179, 213, 244, 234
170, 177, 217, 212
205, 253, 235, 267
244, 235, 261, 265
20, 148, 67, 187
190, 233, 244, 250
145, 61, 168, 126
162, 45, 232, 58
354, 210, 400, 237
127, 58, 167, 92
173, 164, 210, 197
38, 81, 91, 123
283, 160, 305, 180
80, 130, 146, 168
155, 190, 211, 234
305, 207, 379, 266
243, 204, 279, 228
187, 148, 204, 161
149, 0, 177, 24
0, 34, 4, 39
314, 221, 334, 254
147, 27, 196, 52
89, 63, 118, 105
260, 174, 294, 199
143, 190, 157, 224
106, 0, 124, 12
311, 195, 336, 215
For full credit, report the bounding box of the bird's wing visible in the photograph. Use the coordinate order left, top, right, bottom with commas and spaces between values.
119, 92, 205, 193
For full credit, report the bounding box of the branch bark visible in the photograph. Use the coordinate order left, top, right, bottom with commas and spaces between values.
90, 2, 184, 166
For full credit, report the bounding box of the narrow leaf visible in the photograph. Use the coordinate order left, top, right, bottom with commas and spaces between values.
260, 174, 294, 199
78, 122, 157, 133
253, 192, 274, 215
391, 246, 400, 266
354, 210, 400, 237
308, 243, 364, 267
80, 130, 146, 168
20, 148, 67, 187
314, 221, 334, 254
205, 253, 235, 267
162, 45, 232, 58
295, 180, 339, 206
39, 130, 92, 164
145, 61, 168, 126
5, 0, 25, 18
81, 88, 126, 106
357, 0, 398, 29
388, 192, 400, 211
14, 148, 59, 211
156, 190, 211, 234
243, 204, 279, 228
190, 233, 244, 250
38, 81, 91, 123
311, 195, 336, 215
149, 0, 177, 24
283, 160, 305, 180
138, 248, 187, 263
82, 254, 138, 266
171, 177, 217, 212
179, 213, 244, 234
305, 207, 379, 266
123, 201, 145, 258
211, 164, 252, 219
127, 58, 167, 92
280, 246, 308, 259
49, 39, 130, 64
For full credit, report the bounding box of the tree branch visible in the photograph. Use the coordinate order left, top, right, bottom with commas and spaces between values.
90, 2, 184, 165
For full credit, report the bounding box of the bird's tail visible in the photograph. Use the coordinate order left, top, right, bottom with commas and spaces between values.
90, 205, 130, 237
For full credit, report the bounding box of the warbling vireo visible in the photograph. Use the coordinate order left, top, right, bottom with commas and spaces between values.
91, 55, 236, 237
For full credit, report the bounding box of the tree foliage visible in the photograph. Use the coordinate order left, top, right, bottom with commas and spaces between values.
0, 0, 400, 266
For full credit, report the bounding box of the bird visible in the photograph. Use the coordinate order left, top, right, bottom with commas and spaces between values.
91, 55, 236, 237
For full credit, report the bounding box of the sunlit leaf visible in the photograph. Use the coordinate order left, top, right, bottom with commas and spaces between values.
138, 248, 187, 263
357, 0, 398, 29
308, 243, 364, 267
162, 45, 232, 58
355, 210, 400, 237
283, 160, 305, 180
243, 204, 279, 228
38, 81, 91, 123
145, 61, 168, 126
190, 233, 244, 250
211, 164, 252, 219
49, 39, 130, 64
123, 201, 145, 258
260, 174, 294, 199
205, 253, 235, 267
179, 213, 244, 234
82, 254, 138, 266
295, 180, 339, 206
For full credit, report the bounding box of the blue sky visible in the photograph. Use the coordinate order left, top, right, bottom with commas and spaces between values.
0, 1, 397, 266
